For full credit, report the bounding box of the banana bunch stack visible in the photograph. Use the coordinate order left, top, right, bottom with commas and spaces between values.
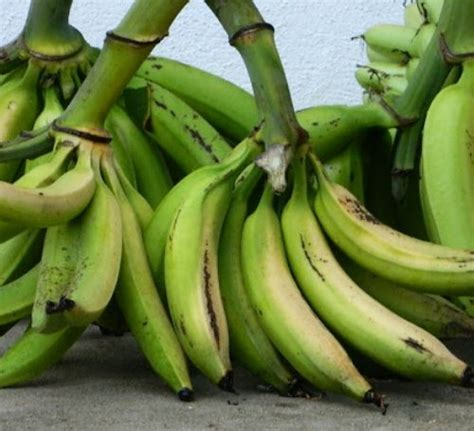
356, 0, 443, 99
2, 0, 474, 412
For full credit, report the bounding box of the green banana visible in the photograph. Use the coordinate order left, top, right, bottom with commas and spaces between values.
340, 257, 474, 339
0, 141, 95, 228
0, 265, 39, 326
144, 139, 260, 301
128, 77, 232, 173
311, 155, 474, 295
0, 128, 53, 163
355, 66, 407, 96
106, 104, 173, 208
33, 85, 65, 130
242, 184, 382, 407
418, 0, 444, 23
101, 150, 193, 400
405, 3, 425, 29
283, 152, 472, 386
0, 324, 85, 388
420, 59, 474, 248
136, 56, 258, 142
164, 145, 256, 390
218, 165, 295, 393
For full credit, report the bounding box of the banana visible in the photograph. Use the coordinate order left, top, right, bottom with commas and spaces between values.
164, 144, 254, 390
101, 151, 193, 400
420, 59, 474, 248
106, 105, 173, 208
32, 146, 122, 331
136, 56, 258, 142
242, 183, 382, 406
355, 66, 408, 96
406, 58, 420, 81
366, 45, 410, 65
218, 165, 295, 393
60, 147, 122, 327
340, 256, 474, 339
0, 324, 85, 388
145, 138, 260, 300
128, 77, 232, 173
311, 154, 474, 295
283, 152, 472, 386
33, 85, 65, 130
0, 229, 44, 285
405, 3, 425, 29
0, 265, 39, 326
0, 141, 95, 228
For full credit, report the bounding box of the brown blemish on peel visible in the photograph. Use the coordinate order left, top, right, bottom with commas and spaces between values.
203, 245, 220, 347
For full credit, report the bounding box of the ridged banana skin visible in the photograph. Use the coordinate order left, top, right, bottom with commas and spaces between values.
283, 157, 470, 384
147, 81, 232, 172
0, 324, 85, 388
218, 166, 295, 393
165, 178, 233, 388
137, 56, 258, 142
242, 187, 372, 400
0, 229, 44, 285
102, 154, 192, 398
0, 265, 39, 326
0, 143, 96, 227
33, 86, 64, 130
312, 158, 474, 295
145, 140, 258, 300
63, 150, 122, 327
420, 61, 474, 248
341, 258, 474, 339
107, 105, 173, 208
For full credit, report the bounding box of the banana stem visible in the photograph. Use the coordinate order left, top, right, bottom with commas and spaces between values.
205, 0, 304, 192
22, 0, 84, 59
55, 0, 188, 139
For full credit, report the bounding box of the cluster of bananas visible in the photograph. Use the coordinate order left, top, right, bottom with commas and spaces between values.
2, 0, 474, 412
355, 0, 443, 99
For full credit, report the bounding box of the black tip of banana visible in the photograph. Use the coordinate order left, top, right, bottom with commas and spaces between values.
363, 390, 388, 415
178, 387, 194, 402
45, 297, 75, 314
461, 366, 474, 388
218, 371, 234, 393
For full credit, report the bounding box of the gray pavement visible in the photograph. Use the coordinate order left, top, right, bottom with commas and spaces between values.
1, 323, 474, 430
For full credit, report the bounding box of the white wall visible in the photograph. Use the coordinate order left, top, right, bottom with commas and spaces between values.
0, 0, 404, 109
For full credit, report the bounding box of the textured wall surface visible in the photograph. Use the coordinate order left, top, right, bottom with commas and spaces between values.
0, 0, 404, 109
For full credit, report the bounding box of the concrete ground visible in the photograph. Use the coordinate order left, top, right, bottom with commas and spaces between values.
1, 323, 474, 431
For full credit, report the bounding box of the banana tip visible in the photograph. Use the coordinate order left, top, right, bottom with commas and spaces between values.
178, 387, 194, 402
218, 371, 234, 393
363, 390, 388, 415
461, 366, 474, 387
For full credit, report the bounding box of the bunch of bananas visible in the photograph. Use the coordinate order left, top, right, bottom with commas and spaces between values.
2, 0, 474, 413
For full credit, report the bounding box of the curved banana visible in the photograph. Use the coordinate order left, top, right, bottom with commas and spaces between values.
242, 184, 382, 406
33, 85, 65, 130
283, 152, 472, 386
145, 139, 259, 300
135, 78, 232, 172
101, 151, 193, 400
340, 257, 474, 339
136, 56, 258, 142
0, 142, 95, 228
0, 324, 85, 388
0, 265, 39, 326
218, 165, 295, 393
311, 155, 474, 295
405, 3, 425, 29
164, 148, 253, 389
418, 0, 444, 24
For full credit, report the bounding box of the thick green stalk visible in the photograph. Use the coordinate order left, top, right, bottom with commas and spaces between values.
56, 0, 188, 138
391, 0, 474, 201
205, 0, 303, 191
22, 0, 84, 58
